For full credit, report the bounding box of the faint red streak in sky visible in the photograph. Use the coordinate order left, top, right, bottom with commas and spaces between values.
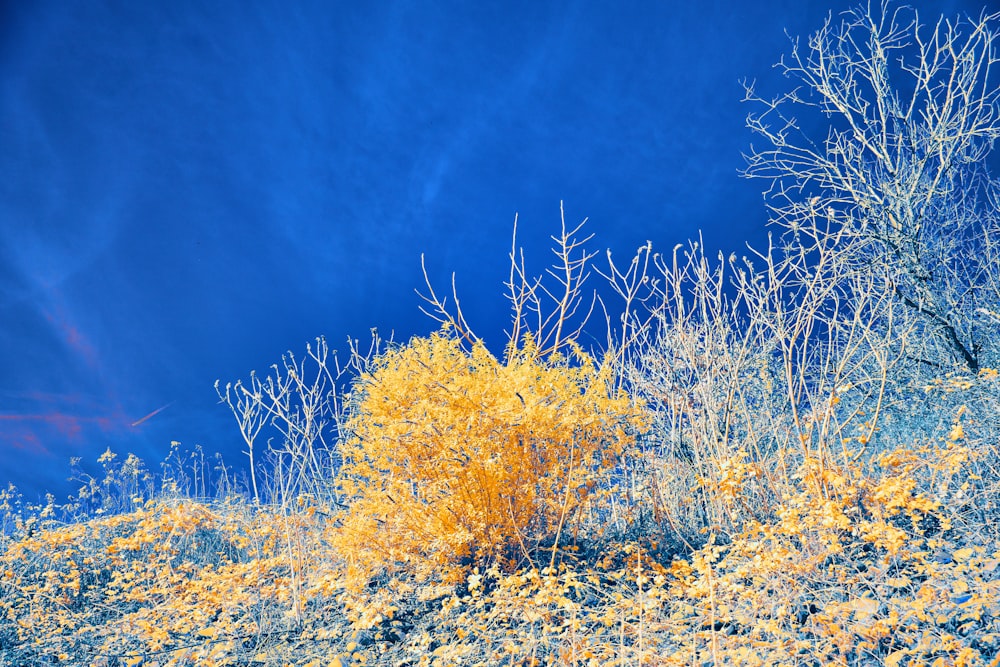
8, 390, 98, 407
0, 405, 138, 464
130, 402, 175, 428
0, 413, 112, 423
5, 429, 51, 456
0, 413, 80, 438
41, 302, 101, 372
0, 411, 130, 440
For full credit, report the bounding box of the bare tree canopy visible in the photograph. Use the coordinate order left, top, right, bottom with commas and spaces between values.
742, 1, 1000, 373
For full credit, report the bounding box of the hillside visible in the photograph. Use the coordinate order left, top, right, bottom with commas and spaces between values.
5, 3, 1000, 664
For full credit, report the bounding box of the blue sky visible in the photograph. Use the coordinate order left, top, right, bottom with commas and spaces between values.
0, 0, 983, 499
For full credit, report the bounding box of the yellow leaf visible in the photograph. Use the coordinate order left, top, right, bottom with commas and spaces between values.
954, 548, 975, 562
886, 649, 908, 667
851, 597, 879, 620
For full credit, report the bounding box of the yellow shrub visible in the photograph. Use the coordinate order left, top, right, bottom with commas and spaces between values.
333, 328, 644, 583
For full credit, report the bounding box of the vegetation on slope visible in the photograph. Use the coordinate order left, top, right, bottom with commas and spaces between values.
4, 2, 1000, 665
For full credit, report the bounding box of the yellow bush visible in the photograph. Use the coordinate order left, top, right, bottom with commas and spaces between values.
333, 328, 644, 584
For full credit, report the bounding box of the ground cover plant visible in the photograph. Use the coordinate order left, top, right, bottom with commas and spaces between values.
4, 2, 1000, 664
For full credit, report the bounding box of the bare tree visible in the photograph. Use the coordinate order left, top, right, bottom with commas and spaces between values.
611, 1, 1000, 548
612, 227, 919, 546
418, 202, 601, 360
742, 1, 1000, 374
215, 378, 267, 504
216, 334, 382, 510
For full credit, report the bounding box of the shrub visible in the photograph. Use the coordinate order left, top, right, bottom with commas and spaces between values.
664, 428, 1000, 665
0, 498, 318, 666
332, 327, 646, 585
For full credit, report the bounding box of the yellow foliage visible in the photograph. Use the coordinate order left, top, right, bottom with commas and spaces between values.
332, 328, 645, 583
658, 438, 1000, 665
0, 497, 332, 665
